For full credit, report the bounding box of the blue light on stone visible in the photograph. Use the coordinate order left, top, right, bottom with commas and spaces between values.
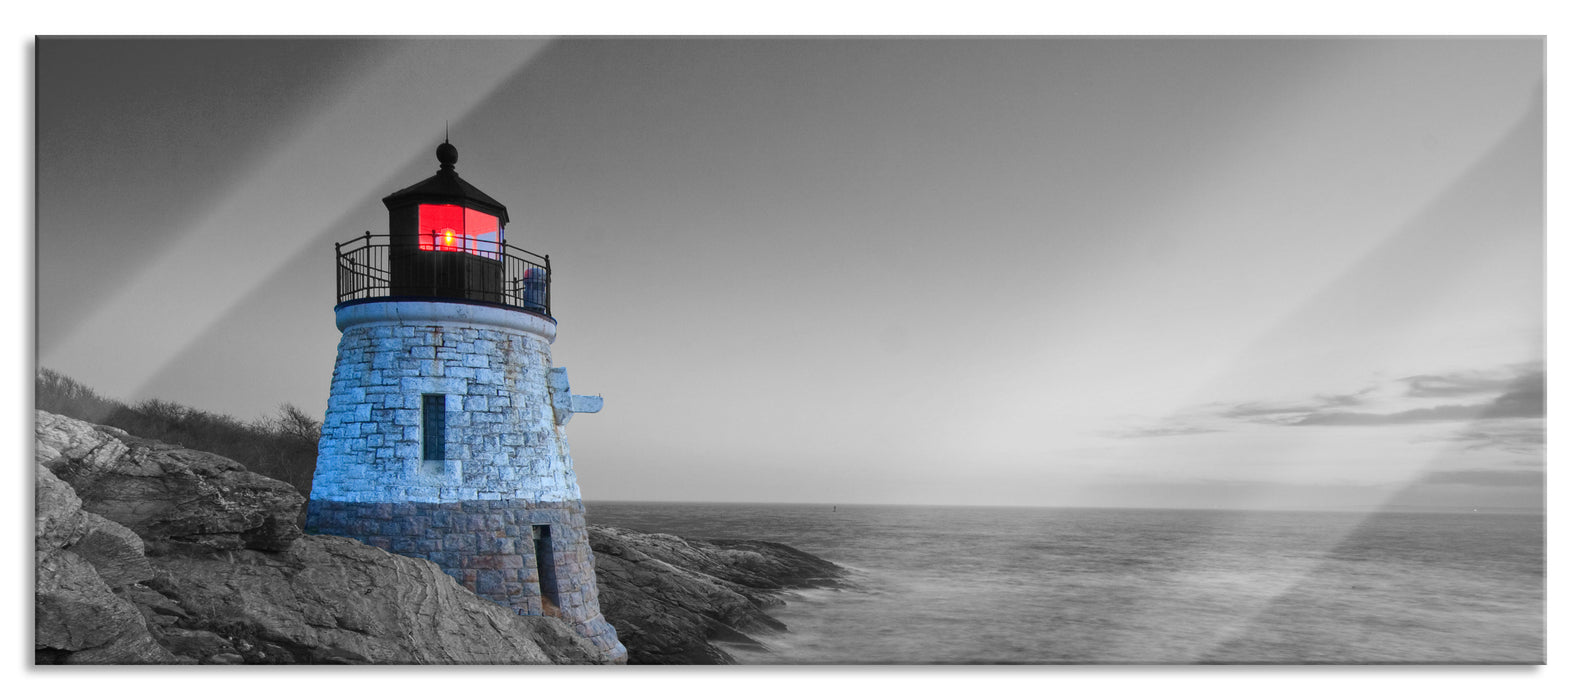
308, 298, 624, 662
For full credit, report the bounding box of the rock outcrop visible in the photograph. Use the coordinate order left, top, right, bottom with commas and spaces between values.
36, 464, 176, 664
36, 411, 304, 553
134, 535, 605, 664
591, 526, 845, 664
35, 409, 846, 665
35, 410, 608, 665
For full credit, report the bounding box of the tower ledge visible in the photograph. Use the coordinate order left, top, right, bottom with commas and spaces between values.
336, 299, 558, 342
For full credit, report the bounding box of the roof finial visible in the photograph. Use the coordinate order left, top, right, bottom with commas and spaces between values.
436, 130, 459, 171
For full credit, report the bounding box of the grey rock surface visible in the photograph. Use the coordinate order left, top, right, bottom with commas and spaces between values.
35, 464, 176, 664
36, 410, 304, 552
35, 409, 845, 665
591, 525, 845, 664
143, 534, 608, 664
34, 410, 609, 665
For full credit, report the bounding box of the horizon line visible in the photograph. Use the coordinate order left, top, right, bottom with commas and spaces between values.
581, 499, 1544, 515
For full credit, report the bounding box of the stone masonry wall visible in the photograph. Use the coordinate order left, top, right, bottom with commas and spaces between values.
306, 497, 625, 662
309, 301, 622, 662
311, 303, 579, 504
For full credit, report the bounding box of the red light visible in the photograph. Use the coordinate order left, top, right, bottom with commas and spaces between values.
417, 204, 498, 258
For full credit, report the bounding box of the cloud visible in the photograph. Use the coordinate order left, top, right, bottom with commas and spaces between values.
1400, 361, 1545, 398
1293, 369, 1544, 426
1221, 401, 1323, 419
1446, 421, 1546, 454
1110, 362, 1545, 459
1420, 469, 1544, 488
1401, 373, 1512, 398
1219, 389, 1374, 421
1294, 403, 1485, 425
1110, 425, 1224, 439
1485, 369, 1545, 417
1315, 392, 1369, 407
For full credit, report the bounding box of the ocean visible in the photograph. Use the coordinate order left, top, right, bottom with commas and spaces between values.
583, 502, 1544, 664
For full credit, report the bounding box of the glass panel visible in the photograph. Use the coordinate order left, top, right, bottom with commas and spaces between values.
464, 209, 501, 260
418, 204, 465, 252
418, 204, 500, 259
422, 394, 446, 461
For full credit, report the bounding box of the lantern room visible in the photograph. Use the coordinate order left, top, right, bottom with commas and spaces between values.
379, 140, 520, 307
334, 140, 552, 316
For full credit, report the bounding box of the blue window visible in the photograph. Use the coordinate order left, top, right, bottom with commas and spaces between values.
422, 394, 446, 460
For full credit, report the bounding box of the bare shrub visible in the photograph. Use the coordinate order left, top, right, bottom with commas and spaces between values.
35, 368, 321, 496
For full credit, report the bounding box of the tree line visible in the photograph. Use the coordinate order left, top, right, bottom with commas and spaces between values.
35, 368, 320, 496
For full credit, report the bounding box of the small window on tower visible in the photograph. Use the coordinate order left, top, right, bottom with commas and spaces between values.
422, 394, 446, 461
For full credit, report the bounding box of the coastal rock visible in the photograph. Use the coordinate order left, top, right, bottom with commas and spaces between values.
35, 464, 175, 664
590, 525, 845, 664
36, 410, 304, 553
36, 461, 150, 585
143, 535, 609, 664
36, 409, 845, 665
35, 549, 178, 664
34, 410, 608, 665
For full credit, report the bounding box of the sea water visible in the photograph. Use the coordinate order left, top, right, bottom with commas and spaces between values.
583, 502, 1544, 664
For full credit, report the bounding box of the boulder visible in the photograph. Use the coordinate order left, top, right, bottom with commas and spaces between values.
143, 535, 609, 664
34, 464, 174, 664
35, 549, 178, 664
36, 410, 304, 552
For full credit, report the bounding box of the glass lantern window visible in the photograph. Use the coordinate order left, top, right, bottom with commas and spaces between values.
418, 203, 501, 259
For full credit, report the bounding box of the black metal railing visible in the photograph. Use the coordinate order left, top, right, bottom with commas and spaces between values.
335, 232, 552, 316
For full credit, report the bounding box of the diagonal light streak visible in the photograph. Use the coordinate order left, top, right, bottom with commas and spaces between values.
1117, 98, 1545, 661
44, 39, 554, 402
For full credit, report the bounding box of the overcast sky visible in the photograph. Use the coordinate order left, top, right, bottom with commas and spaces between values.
35, 37, 1544, 510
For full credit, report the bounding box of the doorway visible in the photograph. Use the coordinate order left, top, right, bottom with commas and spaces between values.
532, 524, 560, 614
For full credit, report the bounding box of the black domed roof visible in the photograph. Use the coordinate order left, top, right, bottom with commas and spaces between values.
382, 141, 509, 222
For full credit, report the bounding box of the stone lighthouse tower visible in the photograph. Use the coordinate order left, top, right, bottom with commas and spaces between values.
307, 140, 625, 662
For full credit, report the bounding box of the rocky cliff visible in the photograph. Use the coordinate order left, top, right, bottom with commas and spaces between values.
34, 410, 842, 664
590, 526, 845, 664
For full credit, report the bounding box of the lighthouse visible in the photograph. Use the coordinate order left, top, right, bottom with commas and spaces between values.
307, 140, 625, 662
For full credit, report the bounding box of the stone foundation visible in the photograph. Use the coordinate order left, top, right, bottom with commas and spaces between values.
307, 497, 626, 663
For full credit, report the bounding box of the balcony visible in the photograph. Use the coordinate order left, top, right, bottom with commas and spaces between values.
335, 232, 551, 317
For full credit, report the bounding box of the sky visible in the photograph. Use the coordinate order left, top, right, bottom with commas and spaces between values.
34, 37, 1545, 511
